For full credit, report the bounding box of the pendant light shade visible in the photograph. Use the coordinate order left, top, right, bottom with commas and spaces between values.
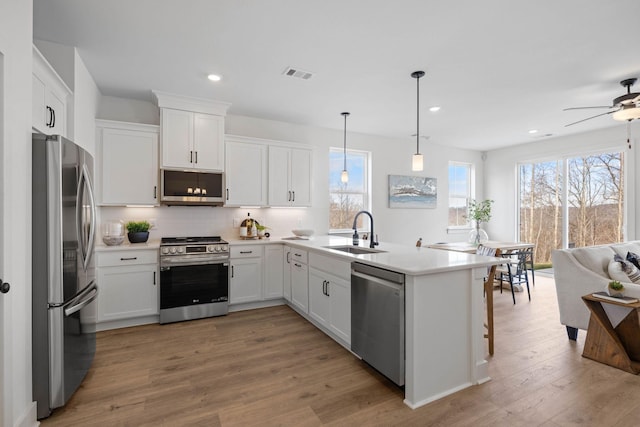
411, 71, 425, 172
341, 112, 350, 183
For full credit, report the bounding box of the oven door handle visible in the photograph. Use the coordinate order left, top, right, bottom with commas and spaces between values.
160, 260, 229, 268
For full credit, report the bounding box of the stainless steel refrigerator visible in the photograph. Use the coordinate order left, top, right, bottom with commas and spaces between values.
32, 133, 98, 419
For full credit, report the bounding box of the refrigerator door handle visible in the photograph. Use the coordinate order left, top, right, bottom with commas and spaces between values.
64, 281, 98, 317
76, 164, 97, 271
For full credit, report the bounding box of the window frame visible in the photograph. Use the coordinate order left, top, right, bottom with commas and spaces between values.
447, 161, 475, 232
328, 147, 372, 234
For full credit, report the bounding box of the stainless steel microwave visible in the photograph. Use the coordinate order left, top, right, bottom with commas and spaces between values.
161, 169, 224, 206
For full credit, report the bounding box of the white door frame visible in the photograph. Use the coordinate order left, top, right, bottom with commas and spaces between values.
0, 49, 7, 427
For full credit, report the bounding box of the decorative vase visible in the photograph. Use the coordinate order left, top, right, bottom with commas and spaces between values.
128, 231, 149, 243
468, 226, 488, 246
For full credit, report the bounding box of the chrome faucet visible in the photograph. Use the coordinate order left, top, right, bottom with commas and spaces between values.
352, 210, 378, 248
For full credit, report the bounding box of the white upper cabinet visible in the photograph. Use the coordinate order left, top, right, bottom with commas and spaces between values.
153, 91, 230, 172
32, 46, 71, 137
268, 145, 312, 207
224, 136, 267, 206
96, 120, 159, 206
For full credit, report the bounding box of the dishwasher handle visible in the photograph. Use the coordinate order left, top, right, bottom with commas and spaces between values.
351, 270, 404, 291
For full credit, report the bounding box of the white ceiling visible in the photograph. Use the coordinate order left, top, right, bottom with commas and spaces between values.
33, 0, 640, 151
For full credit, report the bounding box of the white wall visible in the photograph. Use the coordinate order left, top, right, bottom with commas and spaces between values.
484, 123, 640, 242
97, 98, 485, 246
0, 0, 38, 425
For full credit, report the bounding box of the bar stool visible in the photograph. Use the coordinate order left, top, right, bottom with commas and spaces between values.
476, 244, 499, 355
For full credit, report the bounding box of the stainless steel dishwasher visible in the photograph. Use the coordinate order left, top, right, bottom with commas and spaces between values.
351, 262, 405, 386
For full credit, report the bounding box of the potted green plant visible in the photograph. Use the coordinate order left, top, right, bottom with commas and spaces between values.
467, 199, 494, 245
607, 280, 625, 297
255, 224, 270, 238
126, 220, 150, 243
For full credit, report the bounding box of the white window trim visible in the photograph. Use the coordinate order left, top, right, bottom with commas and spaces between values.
447, 161, 475, 232
328, 147, 372, 234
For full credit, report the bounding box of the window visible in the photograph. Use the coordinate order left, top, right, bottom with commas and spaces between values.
448, 162, 473, 228
518, 150, 624, 264
329, 148, 370, 232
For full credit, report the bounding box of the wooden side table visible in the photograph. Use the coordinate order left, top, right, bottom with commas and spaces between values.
581, 294, 640, 374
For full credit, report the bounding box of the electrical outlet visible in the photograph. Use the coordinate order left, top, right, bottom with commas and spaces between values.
297, 218, 302, 228
148, 218, 157, 229
233, 218, 241, 228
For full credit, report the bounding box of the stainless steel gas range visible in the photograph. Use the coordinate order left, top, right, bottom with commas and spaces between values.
159, 236, 229, 324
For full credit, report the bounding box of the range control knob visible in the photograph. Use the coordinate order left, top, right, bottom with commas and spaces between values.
169, 247, 177, 254
161, 247, 169, 254
177, 247, 184, 254
214, 245, 221, 252
207, 245, 214, 253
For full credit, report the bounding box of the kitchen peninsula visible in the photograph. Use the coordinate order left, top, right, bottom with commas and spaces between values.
236, 236, 504, 409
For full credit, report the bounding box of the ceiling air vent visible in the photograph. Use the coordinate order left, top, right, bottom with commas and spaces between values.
282, 66, 314, 80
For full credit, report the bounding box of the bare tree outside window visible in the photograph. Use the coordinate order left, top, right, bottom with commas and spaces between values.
519, 151, 624, 265
329, 149, 370, 231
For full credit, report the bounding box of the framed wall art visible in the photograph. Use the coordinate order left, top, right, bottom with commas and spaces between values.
388, 175, 437, 208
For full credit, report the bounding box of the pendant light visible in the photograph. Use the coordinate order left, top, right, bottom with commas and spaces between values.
411, 70, 425, 171
341, 112, 350, 183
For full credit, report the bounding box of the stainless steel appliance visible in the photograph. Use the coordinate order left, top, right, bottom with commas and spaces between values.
32, 134, 98, 419
161, 169, 224, 206
159, 236, 229, 323
351, 262, 405, 386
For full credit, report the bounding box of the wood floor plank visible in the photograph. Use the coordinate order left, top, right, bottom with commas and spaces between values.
41, 276, 640, 426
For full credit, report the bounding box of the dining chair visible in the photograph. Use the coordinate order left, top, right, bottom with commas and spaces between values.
476, 244, 499, 355
496, 248, 531, 304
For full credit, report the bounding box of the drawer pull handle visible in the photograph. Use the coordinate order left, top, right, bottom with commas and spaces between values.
240, 251, 253, 254
120, 257, 137, 261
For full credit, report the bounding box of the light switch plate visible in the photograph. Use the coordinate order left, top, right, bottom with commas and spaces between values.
233, 218, 241, 228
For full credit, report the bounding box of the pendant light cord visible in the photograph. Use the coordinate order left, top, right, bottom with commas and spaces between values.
343, 113, 348, 170
411, 71, 425, 154
416, 74, 420, 154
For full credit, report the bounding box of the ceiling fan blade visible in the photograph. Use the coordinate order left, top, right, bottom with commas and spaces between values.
564, 110, 617, 127
563, 106, 613, 111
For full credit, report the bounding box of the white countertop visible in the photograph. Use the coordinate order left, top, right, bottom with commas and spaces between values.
228, 235, 502, 276
95, 240, 160, 251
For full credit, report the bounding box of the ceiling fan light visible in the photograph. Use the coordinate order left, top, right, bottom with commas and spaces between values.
613, 106, 640, 121
412, 153, 424, 171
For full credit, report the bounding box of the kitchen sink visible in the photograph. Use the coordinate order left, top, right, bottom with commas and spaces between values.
323, 245, 387, 255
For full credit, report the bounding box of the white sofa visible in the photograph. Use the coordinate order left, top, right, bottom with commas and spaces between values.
552, 241, 640, 340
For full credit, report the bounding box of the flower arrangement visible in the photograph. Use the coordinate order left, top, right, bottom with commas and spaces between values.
466, 199, 493, 245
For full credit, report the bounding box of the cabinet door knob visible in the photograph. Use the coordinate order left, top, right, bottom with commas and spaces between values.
0, 279, 10, 294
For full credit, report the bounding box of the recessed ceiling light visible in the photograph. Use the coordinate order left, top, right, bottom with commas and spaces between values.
207, 74, 221, 82
528, 129, 538, 134
429, 106, 441, 112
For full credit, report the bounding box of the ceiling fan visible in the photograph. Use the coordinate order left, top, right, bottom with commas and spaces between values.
564, 78, 640, 148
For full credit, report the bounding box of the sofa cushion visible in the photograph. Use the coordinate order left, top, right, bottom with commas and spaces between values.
611, 243, 640, 258
613, 254, 640, 283
608, 258, 633, 282
572, 246, 616, 278
627, 251, 640, 269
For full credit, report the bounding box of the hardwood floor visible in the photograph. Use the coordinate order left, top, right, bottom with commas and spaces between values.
42, 276, 640, 426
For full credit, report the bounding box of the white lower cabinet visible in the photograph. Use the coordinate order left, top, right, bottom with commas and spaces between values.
96, 249, 159, 329
283, 246, 292, 302
308, 254, 351, 344
229, 246, 263, 304
263, 245, 284, 299
290, 251, 309, 313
